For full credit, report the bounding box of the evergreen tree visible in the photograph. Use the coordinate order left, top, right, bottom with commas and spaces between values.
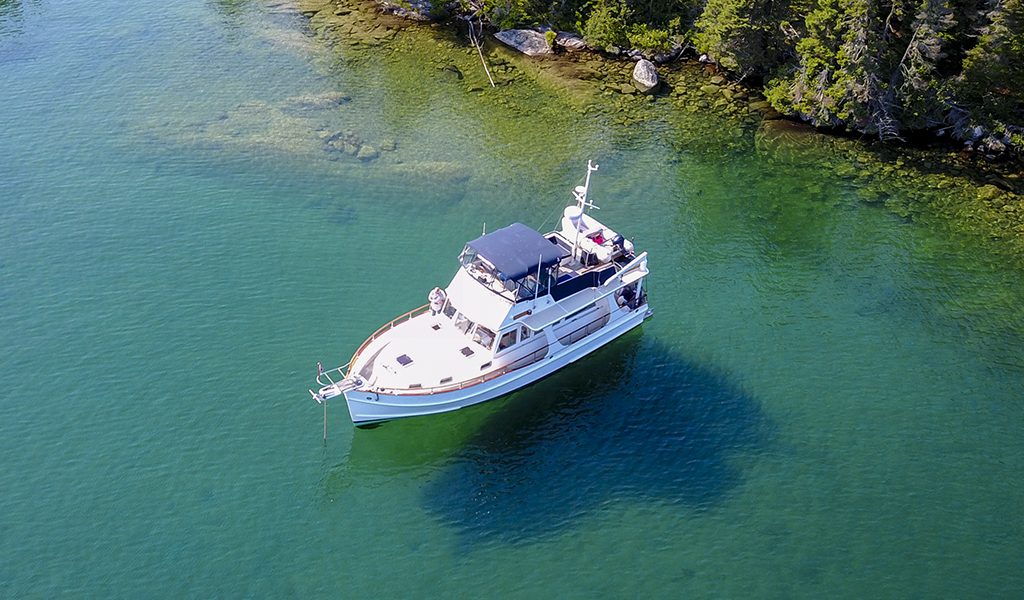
893, 0, 956, 130
956, 0, 1024, 129
694, 0, 813, 79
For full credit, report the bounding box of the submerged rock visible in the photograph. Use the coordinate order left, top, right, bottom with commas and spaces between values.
632, 59, 659, 93
494, 29, 551, 56
378, 0, 434, 21
440, 64, 463, 80
282, 92, 351, 112
356, 145, 379, 161
755, 119, 834, 165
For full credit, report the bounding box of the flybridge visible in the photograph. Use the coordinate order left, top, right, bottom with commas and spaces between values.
465, 223, 567, 280
459, 223, 568, 301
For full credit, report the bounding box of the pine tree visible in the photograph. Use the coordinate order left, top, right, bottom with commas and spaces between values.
956, 0, 1024, 129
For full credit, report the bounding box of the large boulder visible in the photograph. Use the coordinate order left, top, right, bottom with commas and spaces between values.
632, 59, 659, 93
494, 29, 551, 56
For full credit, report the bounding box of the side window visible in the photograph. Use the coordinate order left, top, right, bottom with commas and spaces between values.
442, 301, 456, 319
473, 326, 495, 349
520, 326, 531, 340
454, 313, 474, 334
498, 330, 517, 351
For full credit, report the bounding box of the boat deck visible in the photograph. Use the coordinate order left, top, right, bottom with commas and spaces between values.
353, 312, 497, 392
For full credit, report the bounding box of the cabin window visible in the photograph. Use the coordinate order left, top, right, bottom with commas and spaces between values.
472, 325, 495, 349
520, 326, 531, 340
442, 301, 457, 319
498, 330, 517, 351
458, 247, 478, 268
454, 313, 474, 334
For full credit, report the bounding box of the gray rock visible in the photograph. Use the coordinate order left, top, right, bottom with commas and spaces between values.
983, 136, 1007, 153
356, 145, 379, 161
632, 59, 659, 93
378, 0, 434, 21
494, 29, 551, 56
652, 46, 681, 64
554, 31, 587, 51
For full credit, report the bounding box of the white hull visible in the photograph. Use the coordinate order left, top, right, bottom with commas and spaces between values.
343, 305, 651, 424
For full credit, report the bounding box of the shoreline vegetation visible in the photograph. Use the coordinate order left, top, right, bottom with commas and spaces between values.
290, 0, 1023, 261
383, 0, 1024, 158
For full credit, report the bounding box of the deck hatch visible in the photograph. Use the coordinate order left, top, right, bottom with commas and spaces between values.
460, 346, 474, 357
396, 354, 414, 366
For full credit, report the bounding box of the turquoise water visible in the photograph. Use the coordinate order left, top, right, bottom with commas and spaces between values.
3, 0, 1024, 597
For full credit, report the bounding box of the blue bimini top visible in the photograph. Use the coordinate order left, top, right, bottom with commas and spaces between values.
466, 222, 568, 281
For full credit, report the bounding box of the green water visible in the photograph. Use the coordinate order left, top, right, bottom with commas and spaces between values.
3, 0, 1024, 597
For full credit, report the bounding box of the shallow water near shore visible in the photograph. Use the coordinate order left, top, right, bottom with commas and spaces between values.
3, 0, 1024, 597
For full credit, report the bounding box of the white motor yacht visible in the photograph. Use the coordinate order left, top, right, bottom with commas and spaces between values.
310, 160, 651, 426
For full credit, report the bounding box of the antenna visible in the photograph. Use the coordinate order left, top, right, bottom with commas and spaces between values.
482, 222, 486, 236
571, 160, 600, 262
573, 160, 600, 211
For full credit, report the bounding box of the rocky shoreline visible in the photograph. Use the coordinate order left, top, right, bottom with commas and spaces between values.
288, 0, 1024, 260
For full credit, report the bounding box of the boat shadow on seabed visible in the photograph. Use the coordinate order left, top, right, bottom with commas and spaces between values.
415, 332, 774, 546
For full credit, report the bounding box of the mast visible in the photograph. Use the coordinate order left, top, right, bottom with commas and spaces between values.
571, 160, 600, 262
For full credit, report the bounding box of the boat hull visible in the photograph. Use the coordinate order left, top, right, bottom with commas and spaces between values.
343, 305, 651, 424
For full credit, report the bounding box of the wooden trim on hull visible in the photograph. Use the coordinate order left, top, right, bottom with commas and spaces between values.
344, 305, 651, 424
368, 301, 612, 397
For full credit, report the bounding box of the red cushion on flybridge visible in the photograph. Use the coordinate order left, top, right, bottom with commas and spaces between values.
592, 233, 605, 244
